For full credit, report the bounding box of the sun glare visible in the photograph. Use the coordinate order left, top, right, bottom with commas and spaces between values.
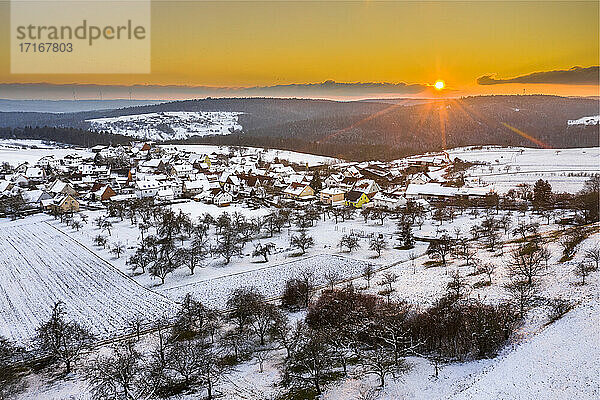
434, 80, 445, 90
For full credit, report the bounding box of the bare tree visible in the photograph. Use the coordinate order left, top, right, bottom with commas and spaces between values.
339, 234, 360, 253
252, 242, 276, 262
427, 234, 453, 271
284, 328, 335, 396
111, 242, 125, 258
290, 231, 315, 255
226, 287, 263, 335
409, 252, 418, 274
507, 242, 547, 286
0, 337, 25, 399
148, 256, 178, 285
505, 280, 539, 318
479, 262, 496, 284
101, 220, 113, 236
378, 272, 399, 303
254, 348, 272, 373
85, 341, 148, 400
216, 227, 242, 264
269, 311, 301, 359
250, 303, 278, 346
71, 220, 82, 231
357, 345, 408, 387
574, 262, 595, 285
93, 234, 107, 249
446, 272, 467, 300
362, 264, 375, 288
36, 302, 93, 374
369, 236, 388, 257
195, 347, 230, 400
584, 246, 600, 270
324, 270, 341, 291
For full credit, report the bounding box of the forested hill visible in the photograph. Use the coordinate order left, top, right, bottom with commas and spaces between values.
0, 95, 597, 161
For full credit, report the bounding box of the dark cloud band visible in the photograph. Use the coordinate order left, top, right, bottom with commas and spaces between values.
0, 80, 429, 99
477, 66, 599, 85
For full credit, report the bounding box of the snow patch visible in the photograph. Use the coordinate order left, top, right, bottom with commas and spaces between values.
87, 111, 243, 141
567, 115, 600, 126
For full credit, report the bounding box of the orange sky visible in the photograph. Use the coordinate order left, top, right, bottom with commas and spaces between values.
0, 1, 598, 99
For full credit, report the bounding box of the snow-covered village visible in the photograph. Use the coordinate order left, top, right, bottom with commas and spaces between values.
1, 1, 599, 399
0, 137, 598, 399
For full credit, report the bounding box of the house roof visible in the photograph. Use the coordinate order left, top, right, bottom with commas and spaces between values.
136, 180, 161, 190
320, 187, 345, 195
345, 190, 366, 202
405, 183, 457, 197
283, 182, 311, 196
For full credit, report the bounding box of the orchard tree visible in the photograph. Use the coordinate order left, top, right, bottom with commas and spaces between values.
252, 242, 276, 262
290, 231, 314, 255
36, 302, 93, 374
216, 227, 242, 264
507, 241, 547, 286
397, 221, 415, 249
574, 262, 595, 285
533, 179, 553, 210
85, 342, 148, 400
339, 234, 360, 253
369, 236, 388, 257
111, 242, 125, 258
0, 337, 24, 399
378, 272, 399, 303
505, 279, 539, 318
584, 246, 600, 270
362, 264, 375, 288
426, 234, 453, 270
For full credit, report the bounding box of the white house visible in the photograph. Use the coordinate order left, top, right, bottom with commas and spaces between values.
135, 179, 161, 198
405, 183, 457, 200
213, 191, 233, 207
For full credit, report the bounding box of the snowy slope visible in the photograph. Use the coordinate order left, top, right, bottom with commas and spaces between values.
452, 299, 600, 400
87, 111, 242, 141
172, 144, 340, 167
567, 115, 599, 126
0, 219, 175, 345
446, 146, 599, 193
0, 139, 91, 166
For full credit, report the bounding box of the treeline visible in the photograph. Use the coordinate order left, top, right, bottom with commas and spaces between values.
0, 126, 132, 147
174, 133, 421, 161
0, 283, 519, 399
1, 95, 598, 160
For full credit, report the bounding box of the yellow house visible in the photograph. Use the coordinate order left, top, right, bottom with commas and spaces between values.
345, 190, 370, 208
319, 187, 345, 205
283, 183, 314, 200
52, 194, 80, 213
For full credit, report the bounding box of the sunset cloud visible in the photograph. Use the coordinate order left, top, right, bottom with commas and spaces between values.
0, 81, 430, 100
477, 66, 599, 85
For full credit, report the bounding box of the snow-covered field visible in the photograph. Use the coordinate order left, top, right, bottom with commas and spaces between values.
163, 254, 375, 304
0, 219, 175, 345
452, 299, 600, 400
172, 144, 340, 167
0, 139, 91, 167
446, 146, 600, 193
567, 115, 599, 126
86, 111, 242, 141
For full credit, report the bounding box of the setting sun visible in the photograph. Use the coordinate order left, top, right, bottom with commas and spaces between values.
434, 80, 445, 90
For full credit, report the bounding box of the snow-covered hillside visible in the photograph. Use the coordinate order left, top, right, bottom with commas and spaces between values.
0, 139, 91, 167
87, 111, 243, 141
0, 219, 175, 345
437, 146, 598, 194
567, 115, 599, 126
173, 144, 340, 167
452, 299, 600, 400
